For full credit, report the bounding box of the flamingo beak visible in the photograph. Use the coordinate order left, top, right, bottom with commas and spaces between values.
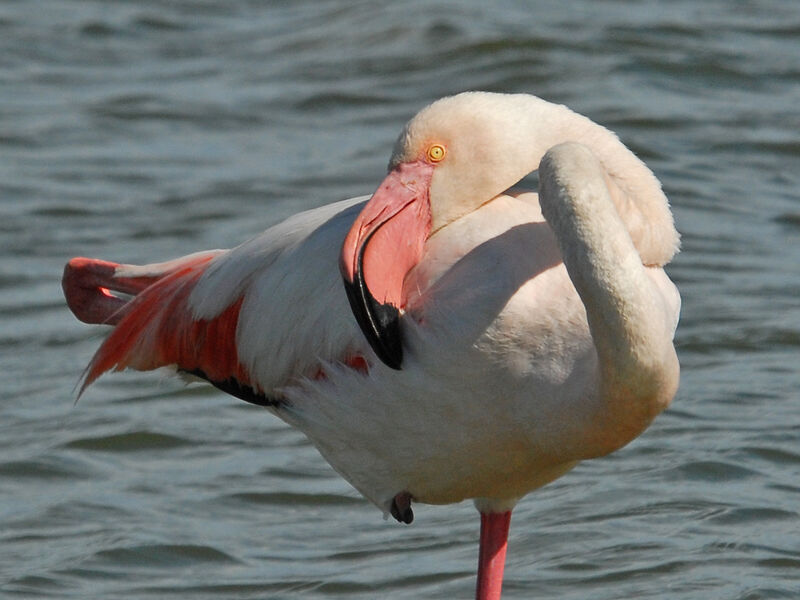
340, 160, 434, 369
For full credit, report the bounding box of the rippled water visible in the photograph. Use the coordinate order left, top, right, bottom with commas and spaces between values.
2, 1, 799, 598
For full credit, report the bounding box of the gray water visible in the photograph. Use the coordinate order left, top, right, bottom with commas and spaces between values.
2, 1, 799, 598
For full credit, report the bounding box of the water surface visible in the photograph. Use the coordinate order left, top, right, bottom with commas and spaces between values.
2, 1, 799, 598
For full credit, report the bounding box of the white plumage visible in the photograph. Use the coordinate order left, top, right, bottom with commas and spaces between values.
63, 92, 681, 600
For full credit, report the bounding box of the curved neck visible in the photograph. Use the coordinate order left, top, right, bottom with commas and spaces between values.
538, 142, 680, 457
514, 97, 679, 266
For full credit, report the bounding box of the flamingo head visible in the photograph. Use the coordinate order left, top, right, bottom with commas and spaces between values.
340, 92, 539, 369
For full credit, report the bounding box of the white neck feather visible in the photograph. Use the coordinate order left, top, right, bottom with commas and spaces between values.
538, 142, 680, 456
510, 95, 680, 266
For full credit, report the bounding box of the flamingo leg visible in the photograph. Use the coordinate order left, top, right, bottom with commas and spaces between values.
476, 510, 512, 600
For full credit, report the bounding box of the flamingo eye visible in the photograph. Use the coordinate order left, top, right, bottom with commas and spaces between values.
426, 144, 446, 162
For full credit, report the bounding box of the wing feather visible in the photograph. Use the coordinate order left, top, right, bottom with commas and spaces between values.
73, 196, 371, 398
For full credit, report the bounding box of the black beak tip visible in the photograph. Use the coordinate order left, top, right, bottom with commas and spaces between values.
343, 277, 403, 370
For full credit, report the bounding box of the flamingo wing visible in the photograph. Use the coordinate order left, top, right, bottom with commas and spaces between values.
64, 196, 372, 400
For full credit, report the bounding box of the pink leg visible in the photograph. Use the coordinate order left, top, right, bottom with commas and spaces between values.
475, 510, 512, 600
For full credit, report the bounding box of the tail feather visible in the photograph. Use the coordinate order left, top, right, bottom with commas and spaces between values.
65, 252, 250, 396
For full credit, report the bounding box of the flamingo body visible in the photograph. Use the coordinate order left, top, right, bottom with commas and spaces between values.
63, 92, 681, 599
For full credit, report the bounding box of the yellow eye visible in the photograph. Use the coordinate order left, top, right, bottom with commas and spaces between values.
426, 144, 446, 162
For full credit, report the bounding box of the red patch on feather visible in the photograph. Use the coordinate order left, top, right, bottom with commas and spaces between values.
345, 355, 369, 374
80, 255, 251, 394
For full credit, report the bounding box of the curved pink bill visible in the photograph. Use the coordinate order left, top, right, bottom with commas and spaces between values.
340, 160, 434, 369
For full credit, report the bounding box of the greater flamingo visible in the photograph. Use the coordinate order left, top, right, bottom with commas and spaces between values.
63, 92, 680, 599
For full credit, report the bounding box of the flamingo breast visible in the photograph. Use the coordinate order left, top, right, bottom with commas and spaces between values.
272, 193, 591, 510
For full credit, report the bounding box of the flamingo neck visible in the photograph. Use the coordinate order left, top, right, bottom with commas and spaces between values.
519, 100, 678, 267
476, 510, 512, 600
538, 143, 680, 456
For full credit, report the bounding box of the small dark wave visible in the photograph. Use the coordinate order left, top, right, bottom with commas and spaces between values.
729, 23, 800, 38
711, 140, 800, 158
669, 460, 760, 482
222, 491, 363, 507
294, 91, 397, 112
774, 213, 800, 229
680, 325, 800, 355
0, 272, 32, 289
89, 95, 265, 129
707, 506, 797, 525
132, 15, 188, 32
133, 579, 378, 597
745, 445, 800, 466
129, 225, 199, 240
1, 575, 66, 596
0, 133, 42, 148
586, 558, 694, 583
0, 456, 94, 481
0, 299, 68, 320
258, 466, 327, 480
93, 544, 240, 568
609, 22, 708, 41
757, 557, 800, 570
79, 21, 119, 37
63, 431, 194, 452
30, 205, 97, 217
